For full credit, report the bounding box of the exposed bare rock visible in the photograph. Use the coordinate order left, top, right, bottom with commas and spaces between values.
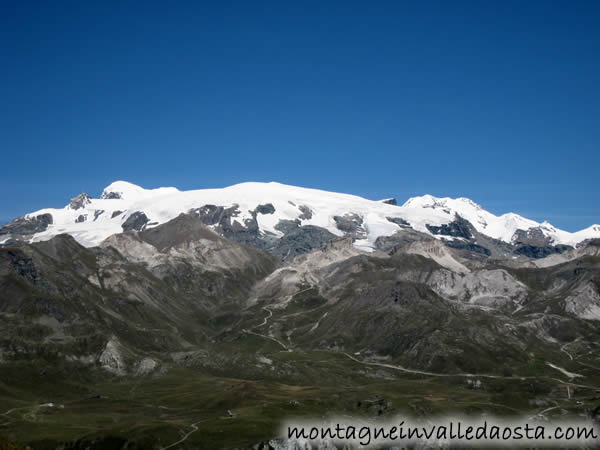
98, 338, 126, 375
135, 358, 157, 375
69, 193, 92, 210
427, 268, 528, 307
121, 211, 149, 232
565, 282, 600, 320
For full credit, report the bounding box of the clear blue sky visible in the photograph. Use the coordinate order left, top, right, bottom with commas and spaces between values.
1, 1, 598, 230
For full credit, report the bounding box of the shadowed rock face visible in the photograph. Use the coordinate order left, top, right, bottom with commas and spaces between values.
190, 204, 259, 245
271, 223, 337, 261
0, 214, 53, 241
386, 216, 410, 227
138, 213, 220, 251
514, 244, 572, 258
426, 216, 472, 239
121, 211, 149, 232
333, 213, 363, 233
512, 227, 551, 247
332, 213, 366, 240
255, 203, 275, 215
511, 227, 574, 258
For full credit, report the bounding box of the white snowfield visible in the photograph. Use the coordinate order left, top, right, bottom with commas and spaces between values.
22, 181, 600, 249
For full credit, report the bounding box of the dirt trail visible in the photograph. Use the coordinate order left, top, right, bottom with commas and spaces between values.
161, 419, 210, 450
339, 352, 600, 390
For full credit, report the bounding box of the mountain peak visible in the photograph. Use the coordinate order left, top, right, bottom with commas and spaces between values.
101, 181, 144, 198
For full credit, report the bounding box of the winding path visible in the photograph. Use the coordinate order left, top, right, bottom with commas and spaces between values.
161, 419, 210, 450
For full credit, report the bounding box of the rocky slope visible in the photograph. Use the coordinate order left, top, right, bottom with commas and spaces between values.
2, 205, 600, 378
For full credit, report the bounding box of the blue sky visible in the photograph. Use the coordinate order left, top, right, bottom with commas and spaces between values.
1, 1, 598, 230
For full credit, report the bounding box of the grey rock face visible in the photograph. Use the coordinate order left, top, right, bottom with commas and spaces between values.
510, 227, 573, 258
0, 213, 53, 239
426, 215, 472, 239
121, 211, 149, 232
271, 223, 337, 261
565, 282, 600, 320
333, 213, 365, 238
512, 227, 551, 247
578, 238, 600, 249
135, 358, 157, 376
191, 204, 239, 226
255, 203, 275, 215
274, 219, 302, 234
190, 203, 276, 248
514, 244, 572, 259
93, 210, 104, 221
111, 210, 123, 218
69, 193, 92, 210
191, 204, 338, 261
386, 216, 410, 227
298, 205, 313, 220
100, 191, 122, 199
75, 214, 87, 223
98, 339, 125, 375
381, 198, 397, 205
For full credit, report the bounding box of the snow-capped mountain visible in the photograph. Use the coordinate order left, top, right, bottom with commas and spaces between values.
401, 194, 600, 246
1, 181, 599, 250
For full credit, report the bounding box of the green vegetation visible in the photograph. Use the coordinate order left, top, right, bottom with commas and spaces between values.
1, 345, 597, 449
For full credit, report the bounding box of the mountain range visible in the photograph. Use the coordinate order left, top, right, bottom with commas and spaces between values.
1, 181, 600, 449
2, 181, 599, 253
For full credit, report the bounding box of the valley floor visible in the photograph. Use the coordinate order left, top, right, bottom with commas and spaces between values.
2, 342, 600, 450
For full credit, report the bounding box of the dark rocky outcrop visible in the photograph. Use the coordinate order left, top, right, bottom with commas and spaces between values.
139, 213, 219, 251
75, 214, 87, 223
255, 203, 275, 215
333, 213, 365, 237
514, 244, 572, 259
271, 223, 337, 261
101, 191, 122, 199
511, 227, 575, 258
111, 210, 123, 218
386, 216, 411, 227
298, 205, 313, 220
191, 204, 239, 226
93, 210, 104, 221
512, 227, 552, 247
274, 219, 301, 235
0, 214, 53, 239
426, 215, 472, 239
121, 212, 149, 232
190, 204, 279, 249
190, 204, 338, 261
444, 239, 491, 256
381, 198, 397, 205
